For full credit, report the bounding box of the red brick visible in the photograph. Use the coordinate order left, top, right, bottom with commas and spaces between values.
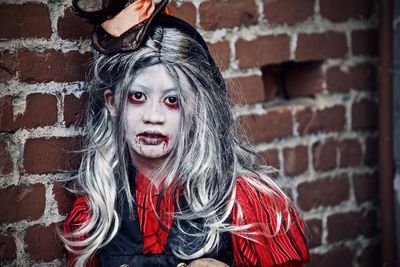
23, 137, 82, 174
353, 172, 379, 204
284, 62, 324, 97
350, 63, 377, 91
264, 0, 314, 25
326, 66, 351, 93
364, 136, 378, 166
0, 184, 45, 223
238, 107, 293, 144
227, 75, 266, 104
64, 93, 88, 127
0, 4, 51, 38
0, 231, 16, 261
283, 145, 308, 176
0, 51, 18, 82
357, 243, 381, 267
296, 105, 346, 135
296, 32, 347, 61
208, 41, 230, 71
339, 139, 362, 167
297, 175, 349, 211
352, 29, 378, 56
327, 63, 377, 93
262, 70, 280, 101
327, 209, 378, 242
199, 0, 258, 30
312, 138, 337, 171
169, 1, 197, 27
305, 219, 322, 248
236, 35, 290, 68
320, 0, 374, 22
307, 247, 353, 267
57, 7, 92, 39
24, 223, 64, 261
53, 183, 75, 216
0, 141, 13, 174
17, 49, 92, 83
352, 99, 378, 130
0, 94, 57, 131
260, 149, 280, 169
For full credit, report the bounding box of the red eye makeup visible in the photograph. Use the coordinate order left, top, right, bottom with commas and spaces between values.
164, 96, 179, 110
128, 92, 147, 104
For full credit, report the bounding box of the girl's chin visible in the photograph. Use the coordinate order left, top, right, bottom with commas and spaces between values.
133, 145, 171, 159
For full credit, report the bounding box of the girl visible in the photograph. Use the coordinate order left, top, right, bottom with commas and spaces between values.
61, 0, 310, 266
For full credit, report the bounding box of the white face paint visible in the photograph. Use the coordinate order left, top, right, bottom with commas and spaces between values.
124, 64, 180, 163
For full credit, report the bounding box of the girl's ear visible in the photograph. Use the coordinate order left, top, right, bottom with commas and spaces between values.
104, 89, 117, 117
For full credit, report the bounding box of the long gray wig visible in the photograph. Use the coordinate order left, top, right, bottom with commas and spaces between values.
60, 23, 291, 266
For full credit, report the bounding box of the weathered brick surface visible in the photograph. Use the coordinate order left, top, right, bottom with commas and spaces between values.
263, 0, 314, 25
227, 75, 266, 104
0, 94, 57, 131
327, 209, 378, 242
64, 93, 88, 127
297, 175, 349, 211
350, 63, 377, 91
262, 68, 281, 101
57, 7, 92, 39
18, 50, 92, 83
296, 32, 347, 61
339, 139, 362, 167
283, 145, 308, 176
24, 223, 64, 261
23, 137, 82, 174
284, 62, 324, 97
351, 29, 378, 56
0, 51, 18, 82
327, 63, 377, 93
0, 141, 13, 174
0, 232, 17, 261
169, 1, 197, 26
296, 106, 346, 135
199, 0, 258, 30
364, 136, 379, 166
1, 49, 92, 83
0, 4, 51, 38
260, 149, 280, 169
53, 183, 75, 216
0, 184, 45, 223
305, 219, 322, 248
236, 35, 290, 68
238, 108, 293, 143
352, 99, 378, 130
312, 138, 337, 171
208, 41, 230, 71
353, 172, 379, 204
320, 0, 374, 22
307, 246, 353, 267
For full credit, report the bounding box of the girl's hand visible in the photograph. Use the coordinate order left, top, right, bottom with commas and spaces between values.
186, 258, 229, 267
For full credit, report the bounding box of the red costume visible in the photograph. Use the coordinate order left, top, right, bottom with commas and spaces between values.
64, 173, 310, 266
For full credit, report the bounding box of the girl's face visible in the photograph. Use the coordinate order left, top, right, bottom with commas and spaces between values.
123, 64, 181, 161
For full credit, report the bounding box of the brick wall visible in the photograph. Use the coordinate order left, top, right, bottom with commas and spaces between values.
0, 0, 380, 266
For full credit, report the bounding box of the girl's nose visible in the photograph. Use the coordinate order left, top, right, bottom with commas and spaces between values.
142, 101, 165, 125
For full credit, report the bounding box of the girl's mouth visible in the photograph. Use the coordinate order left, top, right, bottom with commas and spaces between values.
136, 132, 169, 146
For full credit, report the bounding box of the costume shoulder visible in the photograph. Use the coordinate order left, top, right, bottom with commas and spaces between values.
64, 195, 91, 235
231, 176, 310, 267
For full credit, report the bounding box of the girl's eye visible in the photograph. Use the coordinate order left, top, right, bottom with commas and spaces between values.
128, 92, 146, 104
164, 96, 179, 109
